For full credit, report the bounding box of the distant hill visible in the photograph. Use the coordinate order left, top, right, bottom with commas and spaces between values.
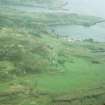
0, 0, 66, 9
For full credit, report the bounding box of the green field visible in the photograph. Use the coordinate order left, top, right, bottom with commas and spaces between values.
0, 1, 105, 105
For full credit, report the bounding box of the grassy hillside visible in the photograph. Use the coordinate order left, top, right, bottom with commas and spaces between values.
0, 2, 105, 105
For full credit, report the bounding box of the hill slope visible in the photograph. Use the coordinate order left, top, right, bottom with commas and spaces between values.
0, 1, 105, 105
